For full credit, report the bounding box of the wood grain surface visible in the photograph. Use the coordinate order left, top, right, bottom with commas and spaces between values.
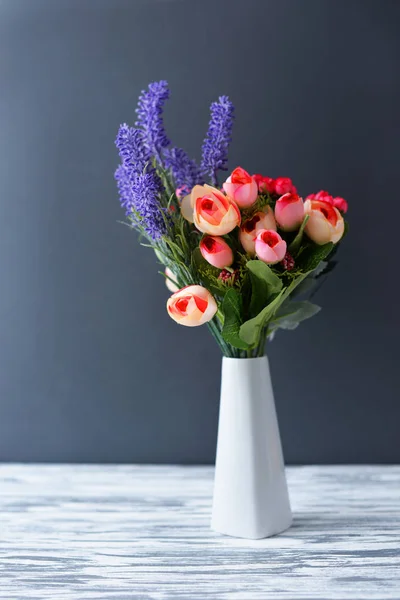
1, 465, 399, 599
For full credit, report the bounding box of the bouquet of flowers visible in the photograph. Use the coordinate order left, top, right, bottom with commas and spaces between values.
114, 80, 348, 359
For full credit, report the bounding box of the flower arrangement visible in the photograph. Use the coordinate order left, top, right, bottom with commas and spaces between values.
114, 81, 348, 358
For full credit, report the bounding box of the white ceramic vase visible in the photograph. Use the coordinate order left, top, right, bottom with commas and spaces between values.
211, 356, 292, 539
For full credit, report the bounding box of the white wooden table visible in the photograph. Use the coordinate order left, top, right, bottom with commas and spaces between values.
1, 465, 399, 599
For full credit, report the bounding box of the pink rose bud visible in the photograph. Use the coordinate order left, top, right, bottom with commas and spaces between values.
223, 167, 258, 208
306, 190, 334, 205
274, 177, 296, 196
332, 196, 348, 213
255, 229, 287, 264
306, 191, 347, 213
304, 199, 345, 245
200, 236, 234, 269
274, 192, 304, 231
165, 267, 179, 293
192, 184, 241, 235
239, 206, 277, 255
253, 174, 275, 195
167, 285, 217, 327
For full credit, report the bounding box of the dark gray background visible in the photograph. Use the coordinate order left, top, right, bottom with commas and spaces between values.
0, 0, 399, 464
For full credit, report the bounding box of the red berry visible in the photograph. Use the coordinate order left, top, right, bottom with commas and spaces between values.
218, 269, 239, 283
282, 252, 295, 271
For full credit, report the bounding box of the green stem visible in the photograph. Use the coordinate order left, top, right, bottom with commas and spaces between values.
256, 329, 267, 357
214, 317, 234, 357
207, 320, 225, 354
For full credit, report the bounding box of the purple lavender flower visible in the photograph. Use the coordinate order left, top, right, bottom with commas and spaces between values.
114, 166, 166, 239
201, 95, 235, 186
115, 124, 150, 174
114, 164, 134, 214
130, 173, 167, 239
163, 147, 203, 191
135, 80, 170, 162
115, 122, 166, 240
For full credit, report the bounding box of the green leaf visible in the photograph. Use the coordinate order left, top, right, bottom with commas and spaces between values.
282, 271, 311, 298
288, 215, 309, 256
246, 260, 283, 317
165, 239, 186, 260
239, 289, 286, 346
247, 260, 282, 293
290, 275, 318, 298
191, 247, 219, 279
290, 261, 332, 298
316, 259, 337, 279
296, 242, 334, 272
221, 289, 251, 350
269, 300, 321, 331
238, 270, 310, 347
312, 260, 329, 278
191, 246, 205, 271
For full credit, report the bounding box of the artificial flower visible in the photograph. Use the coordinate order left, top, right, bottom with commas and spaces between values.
332, 196, 348, 213
164, 147, 202, 191
200, 236, 233, 269
115, 80, 349, 356
304, 199, 345, 244
201, 96, 235, 186
239, 207, 277, 254
274, 177, 297, 196
135, 80, 170, 161
306, 190, 333, 204
255, 229, 287, 264
223, 167, 258, 208
274, 193, 304, 232
306, 190, 348, 215
165, 267, 179, 293
180, 193, 195, 222
167, 285, 217, 327
253, 174, 275, 195
115, 124, 166, 239
115, 125, 150, 174
191, 184, 241, 235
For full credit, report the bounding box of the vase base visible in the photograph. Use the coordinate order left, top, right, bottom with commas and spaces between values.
211, 512, 292, 540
